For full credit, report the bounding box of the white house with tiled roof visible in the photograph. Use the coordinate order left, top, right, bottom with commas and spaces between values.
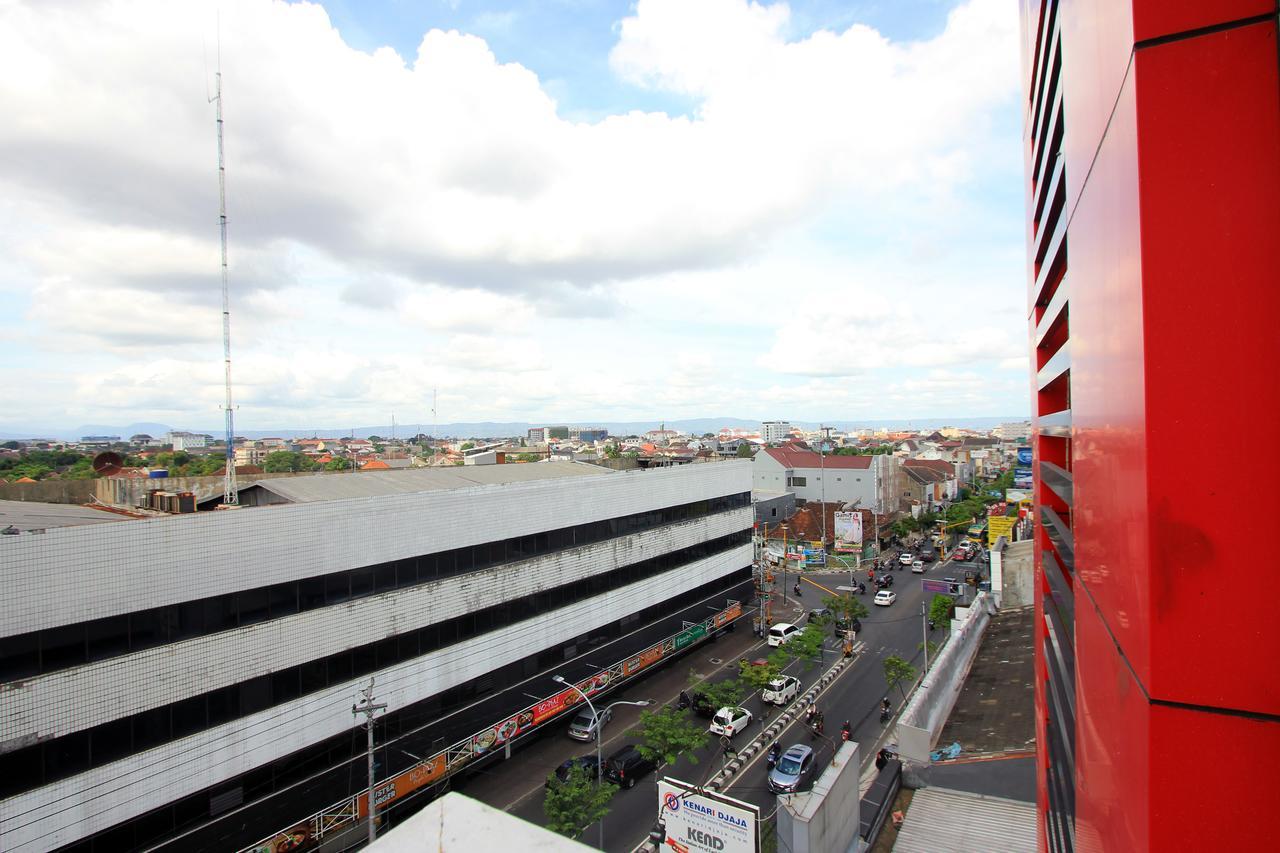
752, 446, 894, 513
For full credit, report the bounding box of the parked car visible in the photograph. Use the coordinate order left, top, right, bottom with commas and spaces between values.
547, 754, 601, 787
709, 706, 753, 737
567, 705, 611, 741
874, 590, 897, 606
911, 560, 925, 573
768, 744, 816, 793
768, 623, 801, 647
763, 675, 801, 705
603, 744, 656, 789
898, 552, 915, 566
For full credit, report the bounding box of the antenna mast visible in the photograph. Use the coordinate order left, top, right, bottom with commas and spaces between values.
214, 71, 238, 505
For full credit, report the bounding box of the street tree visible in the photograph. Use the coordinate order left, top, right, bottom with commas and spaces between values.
691, 675, 746, 711
928, 594, 955, 630
543, 762, 615, 840
636, 706, 709, 767
777, 624, 826, 669
883, 655, 917, 699
735, 443, 753, 458
738, 649, 790, 691
460, 442, 475, 451
263, 451, 318, 473
822, 594, 869, 627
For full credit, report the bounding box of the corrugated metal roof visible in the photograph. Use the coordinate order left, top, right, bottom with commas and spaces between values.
245, 461, 612, 503
0, 499, 133, 531
892, 787, 1037, 853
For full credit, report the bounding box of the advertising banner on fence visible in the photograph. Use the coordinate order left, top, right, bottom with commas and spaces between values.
659, 779, 759, 853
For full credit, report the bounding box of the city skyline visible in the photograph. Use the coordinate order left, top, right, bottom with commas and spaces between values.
0, 0, 1026, 431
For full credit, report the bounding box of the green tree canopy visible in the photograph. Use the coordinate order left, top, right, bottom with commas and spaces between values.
735, 443, 753, 458
636, 706, 709, 767
543, 762, 615, 840
822, 593, 869, 626
738, 649, 790, 691
263, 451, 319, 473
883, 655, 917, 698
928, 594, 955, 630
460, 442, 475, 451
691, 675, 746, 711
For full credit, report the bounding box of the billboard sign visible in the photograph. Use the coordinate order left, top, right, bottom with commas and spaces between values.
922, 579, 951, 594
834, 511, 862, 548
1005, 489, 1032, 503
988, 516, 1016, 545
1014, 467, 1033, 489
659, 779, 759, 853
1017, 447, 1033, 466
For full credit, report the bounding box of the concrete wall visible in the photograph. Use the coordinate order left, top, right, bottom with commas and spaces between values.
778, 742, 861, 853
895, 592, 995, 763
0, 480, 96, 504
994, 539, 1034, 609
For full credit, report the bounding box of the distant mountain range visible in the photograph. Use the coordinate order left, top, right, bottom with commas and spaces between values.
1, 415, 1026, 442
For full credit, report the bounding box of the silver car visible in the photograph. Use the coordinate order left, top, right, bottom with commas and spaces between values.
768, 744, 815, 793
567, 705, 611, 741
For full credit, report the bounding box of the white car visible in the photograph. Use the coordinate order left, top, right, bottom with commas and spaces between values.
911, 560, 925, 573
768, 623, 801, 647
874, 590, 897, 606
709, 706, 753, 737
898, 552, 915, 566
762, 675, 801, 706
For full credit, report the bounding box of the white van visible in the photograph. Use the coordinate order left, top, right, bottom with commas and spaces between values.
767, 623, 801, 647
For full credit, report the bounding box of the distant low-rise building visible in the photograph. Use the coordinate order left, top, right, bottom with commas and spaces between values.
752, 446, 893, 514
166, 431, 207, 451
761, 421, 791, 444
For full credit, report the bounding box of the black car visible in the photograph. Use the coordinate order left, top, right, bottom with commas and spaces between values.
875, 573, 894, 588
603, 745, 656, 789
546, 754, 601, 787
806, 607, 831, 624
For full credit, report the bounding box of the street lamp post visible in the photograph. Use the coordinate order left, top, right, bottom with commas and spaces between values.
552, 675, 650, 849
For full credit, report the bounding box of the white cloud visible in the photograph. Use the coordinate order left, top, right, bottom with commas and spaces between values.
0, 0, 1027, 429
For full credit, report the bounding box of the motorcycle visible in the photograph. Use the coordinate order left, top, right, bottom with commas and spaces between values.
676, 690, 691, 711
793, 583, 802, 597
767, 742, 781, 769
879, 699, 891, 724
841, 721, 851, 742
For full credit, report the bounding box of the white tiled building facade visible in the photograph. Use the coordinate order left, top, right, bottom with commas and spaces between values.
0, 463, 753, 852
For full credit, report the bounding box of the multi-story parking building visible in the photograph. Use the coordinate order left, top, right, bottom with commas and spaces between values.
0, 461, 753, 852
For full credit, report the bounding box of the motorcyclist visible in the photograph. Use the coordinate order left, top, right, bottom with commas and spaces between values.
880, 697, 891, 722
793, 582, 802, 596
678, 689, 691, 709
841, 720, 851, 741
768, 741, 781, 768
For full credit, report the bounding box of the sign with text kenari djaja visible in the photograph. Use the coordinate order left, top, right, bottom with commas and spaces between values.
658, 778, 759, 853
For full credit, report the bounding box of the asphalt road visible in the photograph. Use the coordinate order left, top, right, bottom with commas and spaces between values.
493, 549, 985, 851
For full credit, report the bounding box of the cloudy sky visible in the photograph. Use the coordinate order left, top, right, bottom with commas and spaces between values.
0, 0, 1029, 433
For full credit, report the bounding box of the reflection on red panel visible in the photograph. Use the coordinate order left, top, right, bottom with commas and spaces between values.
1074, 595, 1147, 853
1059, 0, 1134, 218
1131, 0, 1275, 43
1066, 65, 1151, 685
1133, 21, 1280, 714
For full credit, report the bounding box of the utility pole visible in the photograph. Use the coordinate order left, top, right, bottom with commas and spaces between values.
921, 603, 931, 674
353, 679, 387, 845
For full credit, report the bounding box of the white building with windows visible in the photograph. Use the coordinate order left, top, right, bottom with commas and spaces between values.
165, 431, 208, 451
0, 462, 753, 852
752, 446, 893, 514
761, 421, 791, 444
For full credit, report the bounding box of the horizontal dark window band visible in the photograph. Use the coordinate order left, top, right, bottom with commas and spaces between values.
0, 492, 751, 682
55, 572, 754, 853
1133, 11, 1277, 52
0, 530, 751, 799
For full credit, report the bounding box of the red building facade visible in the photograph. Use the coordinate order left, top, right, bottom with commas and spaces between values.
1020, 2, 1280, 850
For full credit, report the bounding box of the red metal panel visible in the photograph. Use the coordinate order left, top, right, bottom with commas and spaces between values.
1059, 0, 1134, 219
1131, 0, 1276, 43
1149, 702, 1280, 850
1073, 594, 1148, 853
1132, 19, 1280, 714
1065, 65, 1151, 684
